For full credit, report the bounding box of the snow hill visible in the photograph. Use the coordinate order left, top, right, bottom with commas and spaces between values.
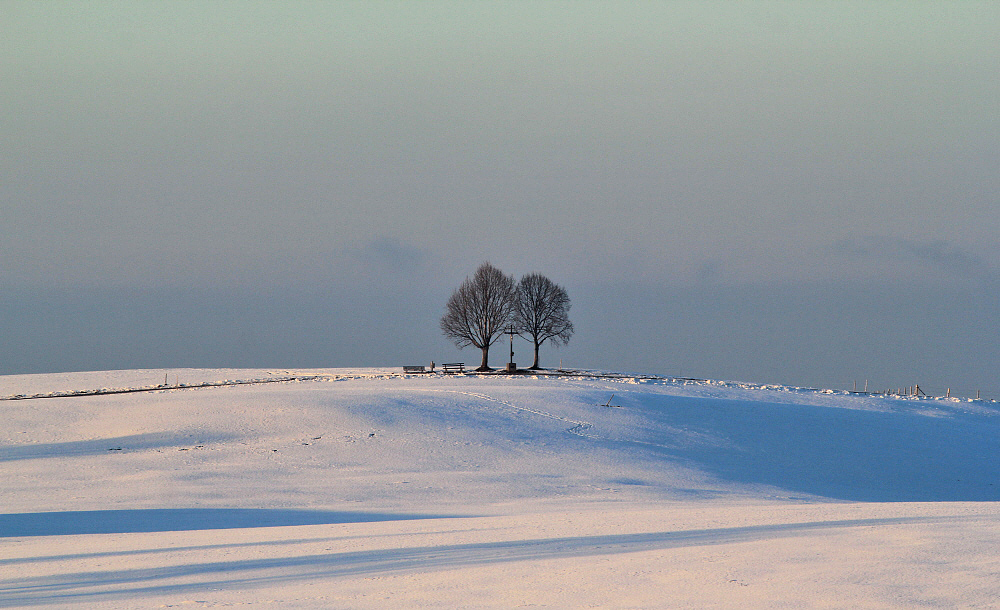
3, 368, 999, 608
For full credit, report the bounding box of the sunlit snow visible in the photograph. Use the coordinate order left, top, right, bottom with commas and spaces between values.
3, 368, 998, 608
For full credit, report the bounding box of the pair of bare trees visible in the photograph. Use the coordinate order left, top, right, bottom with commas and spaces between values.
440, 262, 574, 371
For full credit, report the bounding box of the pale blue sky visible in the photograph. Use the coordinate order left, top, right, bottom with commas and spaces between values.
2, 2, 998, 396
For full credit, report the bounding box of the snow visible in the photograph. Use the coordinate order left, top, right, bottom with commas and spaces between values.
2, 368, 999, 608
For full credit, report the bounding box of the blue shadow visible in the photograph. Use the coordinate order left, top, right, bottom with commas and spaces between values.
620, 394, 1000, 502
0, 433, 234, 462
0, 515, 957, 607
0, 508, 453, 537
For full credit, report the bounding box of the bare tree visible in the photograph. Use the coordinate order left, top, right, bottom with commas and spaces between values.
514, 273, 574, 369
440, 262, 517, 371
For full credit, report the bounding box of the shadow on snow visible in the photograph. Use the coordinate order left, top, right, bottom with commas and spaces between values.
615, 394, 1000, 502
0, 508, 453, 538
0, 433, 235, 462
0, 515, 965, 606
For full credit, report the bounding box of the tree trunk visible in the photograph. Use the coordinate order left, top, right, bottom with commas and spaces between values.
530, 340, 541, 369
477, 346, 491, 371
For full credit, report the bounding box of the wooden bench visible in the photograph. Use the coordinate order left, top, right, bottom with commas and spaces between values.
402, 365, 426, 373
441, 363, 465, 373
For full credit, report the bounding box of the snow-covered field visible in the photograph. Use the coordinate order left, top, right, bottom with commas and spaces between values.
2, 368, 999, 608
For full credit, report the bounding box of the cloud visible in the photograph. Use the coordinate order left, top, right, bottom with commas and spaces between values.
832, 238, 994, 279
694, 260, 723, 283
900, 240, 990, 276
353, 237, 428, 269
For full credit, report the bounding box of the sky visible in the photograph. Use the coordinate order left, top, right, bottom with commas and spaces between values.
2, 1, 998, 397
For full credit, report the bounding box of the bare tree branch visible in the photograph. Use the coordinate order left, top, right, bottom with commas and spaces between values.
440, 262, 517, 371
513, 273, 573, 369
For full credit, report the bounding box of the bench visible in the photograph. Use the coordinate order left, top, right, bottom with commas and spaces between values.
441, 362, 465, 373
402, 365, 426, 373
